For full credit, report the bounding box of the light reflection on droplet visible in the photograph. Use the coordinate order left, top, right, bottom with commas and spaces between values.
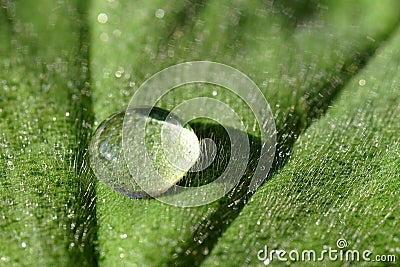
115, 67, 125, 78
155, 8, 165, 19
97, 13, 108, 24
120, 233, 128, 239
115, 71, 122, 78
1, 256, 10, 262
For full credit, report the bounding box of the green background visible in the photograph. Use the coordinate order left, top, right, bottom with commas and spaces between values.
1, 0, 399, 266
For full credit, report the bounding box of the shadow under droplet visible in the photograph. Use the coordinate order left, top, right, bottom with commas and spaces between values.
164, 119, 263, 266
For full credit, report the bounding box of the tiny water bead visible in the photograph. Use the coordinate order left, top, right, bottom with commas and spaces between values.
97, 13, 108, 24
89, 107, 201, 198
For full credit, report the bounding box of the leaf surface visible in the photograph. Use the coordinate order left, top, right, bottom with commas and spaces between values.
88, 0, 400, 266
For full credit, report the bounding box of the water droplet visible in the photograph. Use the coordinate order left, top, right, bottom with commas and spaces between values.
1, 256, 10, 262
120, 233, 128, 239
118, 66, 125, 73
89, 107, 200, 198
21, 242, 26, 248
115, 67, 125, 78
212, 90, 218, 96
7, 160, 14, 170
113, 29, 121, 37
115, 71, 122, 78
155, 9, 165, 19
100, 32, 109, 42
97, 13, 108, 24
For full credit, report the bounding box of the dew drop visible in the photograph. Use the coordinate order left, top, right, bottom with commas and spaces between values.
120, 233, 128, 239
155, 9, 165, 19
113, 29, 121, 37
1, 256, 10, 262
115, 70, 122, 78
97, 13, 108, 24
89, 107, 200, 198
100, 32, 109, 42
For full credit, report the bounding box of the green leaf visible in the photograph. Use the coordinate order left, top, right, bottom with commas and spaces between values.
203, 24, 400, 267
0, 0, 95, 265
89, 0, 400, 266
2, 0, 400, 266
